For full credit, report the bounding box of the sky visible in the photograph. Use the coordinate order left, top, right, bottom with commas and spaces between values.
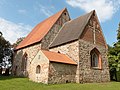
0, 0, 120, 46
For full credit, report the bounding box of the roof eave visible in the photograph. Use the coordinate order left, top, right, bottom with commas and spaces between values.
50, 61, 77, 65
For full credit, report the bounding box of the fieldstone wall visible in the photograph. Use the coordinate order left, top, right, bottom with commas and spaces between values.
50, 41, 79, 63
41, 10, 70, 50
48, 62, 77, 84
12, 43, 41, 77
50, 39, 110, 83
50, 41, 80, 83
12, 9, 110, 84
29, 51, 49, 84
12, 10, 70, 77
79, 40, 110, 83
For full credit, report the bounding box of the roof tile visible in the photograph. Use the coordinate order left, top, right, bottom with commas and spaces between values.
49, 10, 94, 48
16, 8, 66, 50
42, 50, 77, 65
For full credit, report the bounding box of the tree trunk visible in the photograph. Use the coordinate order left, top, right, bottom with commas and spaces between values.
5, 68, 9, 76
0, 68, 2, 75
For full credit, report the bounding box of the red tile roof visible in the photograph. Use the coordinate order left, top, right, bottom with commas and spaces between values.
16, 8, 66, 50
42, 50, 77, 65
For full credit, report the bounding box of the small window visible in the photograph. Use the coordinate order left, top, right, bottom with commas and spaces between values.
64, 12, 66, 15
58, 51, 60, 53
38, 55, 41, 59
89, 20, 93, 26
36, 65, 41, 74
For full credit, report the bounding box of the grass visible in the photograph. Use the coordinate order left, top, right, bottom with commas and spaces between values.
0, 76, 120, 90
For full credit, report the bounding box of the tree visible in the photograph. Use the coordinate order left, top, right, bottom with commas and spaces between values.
108, 23, 120, 81
2, 48, 13, 75
0, 31, 12, 75
0, 31, 2, 37
0, 32, 4, 75
12, 37, 25, 48
117, 23, 120, 41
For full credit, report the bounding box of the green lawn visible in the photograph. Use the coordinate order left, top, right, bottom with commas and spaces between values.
0, 76, 120, 90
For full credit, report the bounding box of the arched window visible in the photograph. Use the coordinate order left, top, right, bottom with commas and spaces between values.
91, 53, 98, 67
21, 52, 28, 71
90, 48, 102, 69
36, 65, 41, 74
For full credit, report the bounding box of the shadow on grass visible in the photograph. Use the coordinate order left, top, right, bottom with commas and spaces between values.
0, 75, 26, 80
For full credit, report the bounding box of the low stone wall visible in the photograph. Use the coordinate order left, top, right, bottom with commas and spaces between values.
48, 62, 77, 84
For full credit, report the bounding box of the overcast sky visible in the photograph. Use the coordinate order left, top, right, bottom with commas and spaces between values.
0, 0, 120, 46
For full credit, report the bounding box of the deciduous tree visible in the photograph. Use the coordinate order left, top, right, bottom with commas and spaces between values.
108, 23, 120, 81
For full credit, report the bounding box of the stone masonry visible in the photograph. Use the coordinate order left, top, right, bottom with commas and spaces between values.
48, 62, 77, 84
29, 51, 49, 84
50, 41, 80, 83
12, 43, 41, 77
12, 9, 110, 84
41, 10, 70, 50
79, 40, 110, 83
50, 39, 110, 83
12, 10, 70, 77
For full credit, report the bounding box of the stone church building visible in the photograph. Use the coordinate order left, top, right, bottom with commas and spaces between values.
12, 8, 110, 84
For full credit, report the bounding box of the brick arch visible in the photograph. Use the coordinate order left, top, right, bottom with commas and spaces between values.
90, 48, 102, 69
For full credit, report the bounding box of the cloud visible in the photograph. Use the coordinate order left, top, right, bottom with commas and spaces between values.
18, 9, 27, 14
38, 4, 53, 17
66, 0, 120, 22
0, 18, 32, 44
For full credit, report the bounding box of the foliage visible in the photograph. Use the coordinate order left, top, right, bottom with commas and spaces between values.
12, 37, 25, 48
108, 23, 120, 81
0, 76, 120, 90
0, 31, 13, 75
0, 32, 10, 64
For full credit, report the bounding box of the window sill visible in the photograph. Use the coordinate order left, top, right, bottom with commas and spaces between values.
91, 67, 102, 70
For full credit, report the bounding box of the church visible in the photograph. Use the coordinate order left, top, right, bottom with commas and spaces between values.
12, 8, 110, 84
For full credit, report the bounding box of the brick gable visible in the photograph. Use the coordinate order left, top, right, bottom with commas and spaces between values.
81, 12, 107, 47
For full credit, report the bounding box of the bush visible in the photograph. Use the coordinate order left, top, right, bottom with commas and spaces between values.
116, 71, 120, 81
